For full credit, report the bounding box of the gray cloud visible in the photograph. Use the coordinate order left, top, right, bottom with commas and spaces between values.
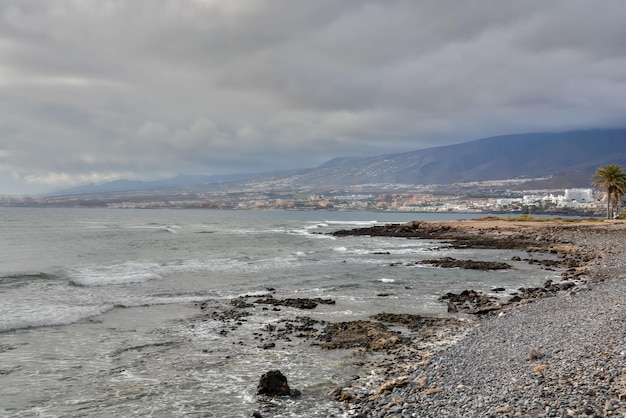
1, 0, 626, 193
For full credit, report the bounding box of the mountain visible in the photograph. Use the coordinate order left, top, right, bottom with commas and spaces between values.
50, 128, 626, 196
291, 129, 626, 187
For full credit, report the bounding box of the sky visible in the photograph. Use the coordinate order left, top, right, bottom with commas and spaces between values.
2, 1, 626, 195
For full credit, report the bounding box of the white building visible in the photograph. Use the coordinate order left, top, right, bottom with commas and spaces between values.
561, 188, 593, 205
496, 188, 595, 210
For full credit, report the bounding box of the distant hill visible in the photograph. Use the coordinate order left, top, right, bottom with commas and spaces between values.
50, 128, 626, 196
50, 173, 255, 196
292, 129, 626, 187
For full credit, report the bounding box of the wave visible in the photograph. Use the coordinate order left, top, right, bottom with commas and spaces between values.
113, 294, 211, 308
67, 262, 162, 286
303, 223, 329, 230
0, 304, 114, 333
324, 220, 379, 226
0, 272, 59, 281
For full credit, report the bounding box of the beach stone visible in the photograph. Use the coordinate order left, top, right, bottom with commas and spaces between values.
527, 348, 543, 361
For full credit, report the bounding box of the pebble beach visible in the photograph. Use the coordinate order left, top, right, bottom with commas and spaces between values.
339, 220, 626, 418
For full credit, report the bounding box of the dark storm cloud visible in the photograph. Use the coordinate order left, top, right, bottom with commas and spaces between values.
1, 0, 625, 193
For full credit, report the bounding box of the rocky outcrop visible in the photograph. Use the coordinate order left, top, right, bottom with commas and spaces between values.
442, 279, 580, 316
439, 290, 503, 315
422, 257, 511, 270
253, 296, 335, 310
330, 222, 548, 250
317, 320, 404, 351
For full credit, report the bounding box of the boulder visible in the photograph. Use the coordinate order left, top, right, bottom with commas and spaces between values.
256, 370, 301, 397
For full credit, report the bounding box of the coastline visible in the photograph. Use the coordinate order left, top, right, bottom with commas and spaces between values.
332, 219, 626, 417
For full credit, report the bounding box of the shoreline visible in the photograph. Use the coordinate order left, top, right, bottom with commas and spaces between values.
331, 219, 626, 417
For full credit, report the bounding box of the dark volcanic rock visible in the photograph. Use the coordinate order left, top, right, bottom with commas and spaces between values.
439, 290, 503, 315
256, 370, 301, 397
422, 257, 511, 270
330, 222, 550, 251
230, 297, 254, 309
253, 296, 335, 310
317, 320, 403, 351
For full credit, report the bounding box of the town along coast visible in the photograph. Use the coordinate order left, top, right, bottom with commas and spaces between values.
323, 218, 626, 417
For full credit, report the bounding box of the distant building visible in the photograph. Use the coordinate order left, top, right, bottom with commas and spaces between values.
556, 188, 594, 208
562, 188, 593, 204
496, 188, 596, 210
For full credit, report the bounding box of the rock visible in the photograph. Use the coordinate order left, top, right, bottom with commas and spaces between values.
440, 290, 503, 315
414, 375, 428, 390
251, 412, 264, 418
256, 370, 301, 397
254, 296, 335, 310
526, 348, 543, 361
447, 301, 458, 313
231, 297, 254, 309
425, 387, 444, 395
533, 364, 549, 373
422, 257, 512, 270
317, 320, 403, 351
339, 391, 355, 402
375, 376, 409, 394
329, 387, 343, 399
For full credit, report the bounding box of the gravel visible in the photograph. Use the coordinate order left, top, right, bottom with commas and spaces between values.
349, 225, 626, 417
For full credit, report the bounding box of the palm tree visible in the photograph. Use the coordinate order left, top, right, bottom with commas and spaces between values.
593, 164, 626, 219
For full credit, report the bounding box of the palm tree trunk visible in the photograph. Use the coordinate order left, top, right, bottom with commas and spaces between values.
607, 191, 612, 219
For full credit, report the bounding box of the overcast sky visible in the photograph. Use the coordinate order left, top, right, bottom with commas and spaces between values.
2, 0, 626, 194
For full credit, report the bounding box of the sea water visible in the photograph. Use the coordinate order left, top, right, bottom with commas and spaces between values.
0, 208, 561, 417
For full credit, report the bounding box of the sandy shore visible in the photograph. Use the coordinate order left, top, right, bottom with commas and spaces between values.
335, 218, 626, 417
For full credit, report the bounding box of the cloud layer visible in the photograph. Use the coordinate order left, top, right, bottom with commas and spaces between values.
2, 0, 626, 193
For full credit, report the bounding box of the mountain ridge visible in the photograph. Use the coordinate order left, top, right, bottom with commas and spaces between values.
50, 128, 626, 196
301, 129, 626, 186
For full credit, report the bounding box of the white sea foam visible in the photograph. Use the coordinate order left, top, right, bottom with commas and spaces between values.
378, 278, 396, 283
333, 246, 348, 253
162, 255, 309, 274
324, 220, 379, 226
304, 222, 330, 230
114, 294, 210, 308
67, 262, 162, 286
0, 303, 114, 333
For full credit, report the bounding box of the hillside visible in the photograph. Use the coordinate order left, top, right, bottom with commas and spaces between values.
50, 128, 626, 196
294, 129, 626, 187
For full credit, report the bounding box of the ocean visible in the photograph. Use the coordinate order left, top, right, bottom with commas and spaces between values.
0, 208, 560, 417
